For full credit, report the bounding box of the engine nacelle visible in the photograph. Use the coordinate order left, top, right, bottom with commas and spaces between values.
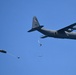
72, 26, 76, 30
67, 28, 73, 32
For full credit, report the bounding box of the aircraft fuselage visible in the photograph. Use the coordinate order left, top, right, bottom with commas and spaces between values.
37, 28, 76, 40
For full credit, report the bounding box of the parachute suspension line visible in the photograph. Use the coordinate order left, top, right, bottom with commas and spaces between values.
7, 52, 20, 59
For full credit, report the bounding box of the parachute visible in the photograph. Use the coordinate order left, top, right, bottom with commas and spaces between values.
38, 40, 42, 46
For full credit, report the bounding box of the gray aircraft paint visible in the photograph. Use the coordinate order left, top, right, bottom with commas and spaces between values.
28, 16, 76, 40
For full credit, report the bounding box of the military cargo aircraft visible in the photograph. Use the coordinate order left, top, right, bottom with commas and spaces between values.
28, 16, 76, 40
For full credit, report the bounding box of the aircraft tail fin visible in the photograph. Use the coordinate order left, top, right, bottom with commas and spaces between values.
28, 16, 44, 32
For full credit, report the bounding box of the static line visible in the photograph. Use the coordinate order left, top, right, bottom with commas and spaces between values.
7, 52, 20, 59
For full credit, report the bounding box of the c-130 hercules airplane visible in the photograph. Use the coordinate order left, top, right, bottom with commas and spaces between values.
28, 16, 76, 40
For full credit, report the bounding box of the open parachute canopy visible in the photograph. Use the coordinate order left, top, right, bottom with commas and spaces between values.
0, 50, 7, 53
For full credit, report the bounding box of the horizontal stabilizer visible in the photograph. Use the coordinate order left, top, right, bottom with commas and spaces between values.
41, 35, 48, 38
28, 25, 44, 32
28, 28, 36, 32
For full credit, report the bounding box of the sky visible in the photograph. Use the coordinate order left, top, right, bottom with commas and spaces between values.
0, 0, 76, 75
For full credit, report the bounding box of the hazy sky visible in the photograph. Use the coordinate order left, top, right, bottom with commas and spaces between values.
0, 0, 76, 75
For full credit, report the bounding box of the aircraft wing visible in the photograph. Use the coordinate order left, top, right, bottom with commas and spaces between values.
57, 23, 76, 33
